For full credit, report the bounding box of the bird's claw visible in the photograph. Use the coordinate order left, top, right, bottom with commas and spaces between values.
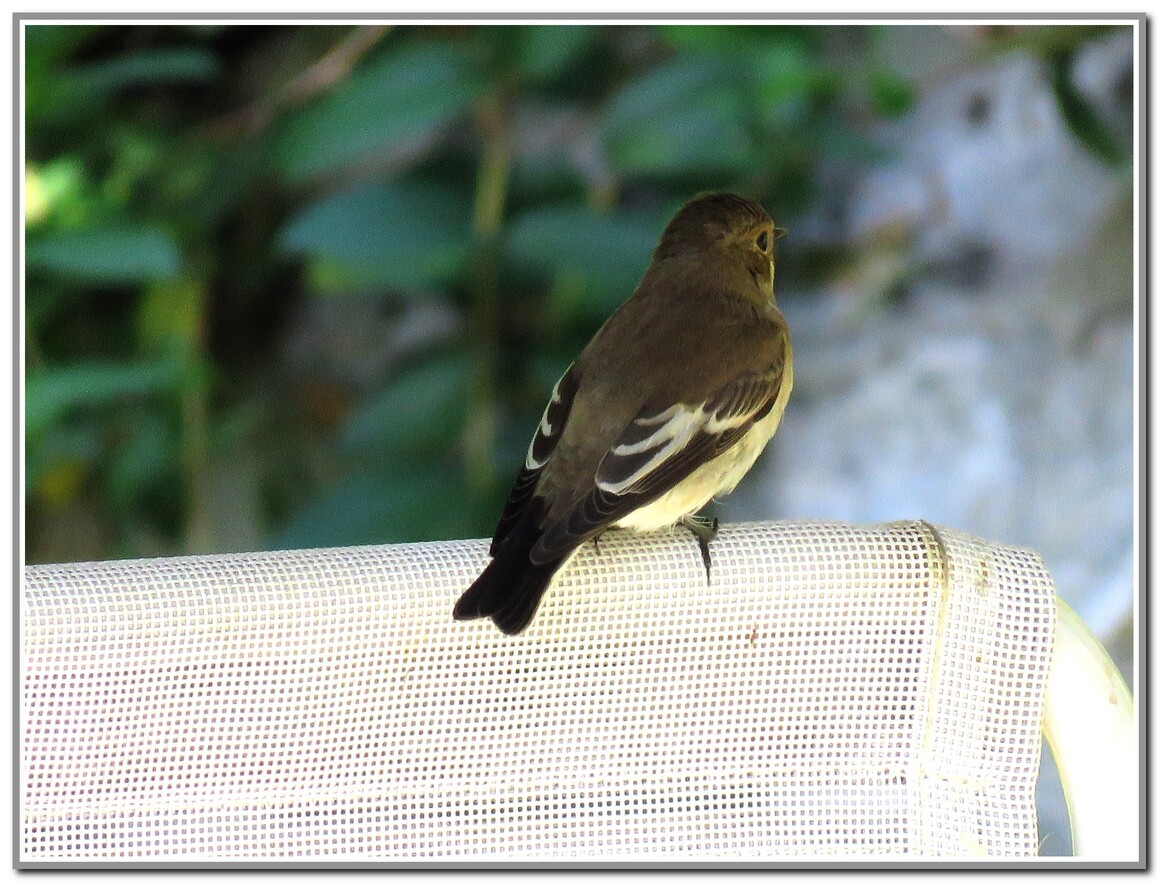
680, 515, 719, 586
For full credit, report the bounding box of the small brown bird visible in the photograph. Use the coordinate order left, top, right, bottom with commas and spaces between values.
453, 192, 793, 634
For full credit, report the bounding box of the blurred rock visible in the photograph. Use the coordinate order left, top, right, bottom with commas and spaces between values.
731, 26, 1135, 679
847, 28, 1131, 290
743, 286, 1133, 645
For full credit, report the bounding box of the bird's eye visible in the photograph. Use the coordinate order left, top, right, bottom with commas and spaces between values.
756, 230, 769, 252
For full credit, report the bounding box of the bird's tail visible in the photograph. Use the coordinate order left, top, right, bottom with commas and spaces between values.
453, 536, 563, 635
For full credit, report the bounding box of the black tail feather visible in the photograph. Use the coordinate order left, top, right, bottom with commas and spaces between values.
453, 548, 561, 635
455, 497, 573, 635
491, 561, 560, 635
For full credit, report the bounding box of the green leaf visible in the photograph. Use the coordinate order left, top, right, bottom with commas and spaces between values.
279, 178, 471, 291
508, 156, 588, 205
340, 352, 471, 458
515, 25, 600, 83
276, 42, 484, 181
23, 25, 101, 80
30, 47, 221, 128
25, 360, 184, 439
660, 25, 748, 54
612, 98, 754, 177
66, 47, 220, 94
506, 204, 660, 321
105, 413, 178, 515
602, 58, 725, 137
26, 225, 181, 283
270, 464, 477, 549
869, 69, 915, 118
1047, 50, 1127, 166
749, 39, 816, 106
602, 59, 755, 178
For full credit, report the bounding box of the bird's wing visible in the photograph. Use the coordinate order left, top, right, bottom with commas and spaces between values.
490, 363, 580, 554
530, 359, 786, 565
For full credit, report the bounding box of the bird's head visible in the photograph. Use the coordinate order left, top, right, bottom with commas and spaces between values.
653, 192, 785, 305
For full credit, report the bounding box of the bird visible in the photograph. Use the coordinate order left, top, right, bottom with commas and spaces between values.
453, 192, 793, 635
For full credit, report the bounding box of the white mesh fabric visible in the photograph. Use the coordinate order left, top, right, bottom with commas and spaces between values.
21, 520, 1055, 861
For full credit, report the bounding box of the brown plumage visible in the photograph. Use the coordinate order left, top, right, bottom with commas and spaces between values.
454, 193, 793, 634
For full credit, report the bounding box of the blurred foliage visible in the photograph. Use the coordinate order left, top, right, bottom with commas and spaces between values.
22, 23, 1125, 563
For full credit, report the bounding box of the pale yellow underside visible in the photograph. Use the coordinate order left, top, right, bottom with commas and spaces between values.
614, 355, 794, 532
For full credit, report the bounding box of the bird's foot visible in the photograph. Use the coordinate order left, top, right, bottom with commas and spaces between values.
679, 515, 719, 586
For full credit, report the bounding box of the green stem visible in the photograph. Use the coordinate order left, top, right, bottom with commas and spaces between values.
182, 365, 211, 554
474, 95, 510, 240
179, 277, 212, 554
464, 93, 511, 494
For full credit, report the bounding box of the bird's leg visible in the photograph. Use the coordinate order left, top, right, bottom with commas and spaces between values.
679, 514, 720, 586
592, 530, 606, 556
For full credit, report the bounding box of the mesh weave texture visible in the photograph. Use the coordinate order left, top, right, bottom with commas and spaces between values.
22, 520, 1055, 861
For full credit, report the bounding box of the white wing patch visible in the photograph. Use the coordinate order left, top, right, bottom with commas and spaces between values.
599, 406, 699, 494
525, 376, 565, 470
596, 402, 752, 495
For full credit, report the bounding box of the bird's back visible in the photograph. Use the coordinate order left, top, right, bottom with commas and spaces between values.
536, 268, 786, 520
